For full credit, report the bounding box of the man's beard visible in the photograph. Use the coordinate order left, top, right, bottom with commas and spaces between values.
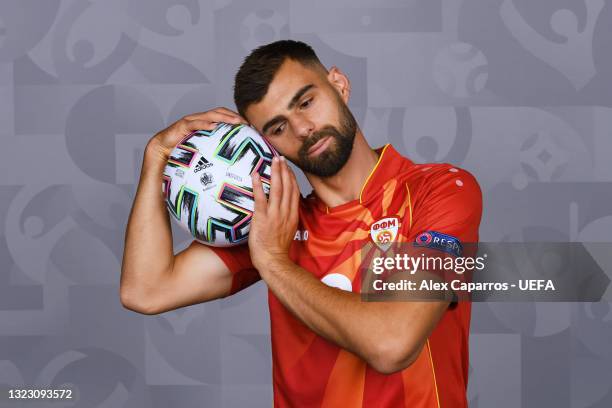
293, 98, 357, 177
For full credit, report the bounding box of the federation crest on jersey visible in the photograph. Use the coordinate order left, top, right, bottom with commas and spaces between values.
370, 217, 399, 251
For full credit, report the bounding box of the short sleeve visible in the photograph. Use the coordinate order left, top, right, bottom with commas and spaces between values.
405, 166, 483, 302
209, 244, 261, 295
407, 166, 482, 245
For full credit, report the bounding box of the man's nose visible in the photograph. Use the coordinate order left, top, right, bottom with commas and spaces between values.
292, 115, 315, 140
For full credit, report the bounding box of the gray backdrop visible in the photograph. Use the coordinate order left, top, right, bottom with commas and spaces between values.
1, 0, 612, 407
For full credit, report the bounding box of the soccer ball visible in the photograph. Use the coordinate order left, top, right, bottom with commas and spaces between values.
162, 123, 276, 247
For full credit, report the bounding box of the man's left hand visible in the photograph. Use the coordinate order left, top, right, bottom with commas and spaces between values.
249, 156, 300, 272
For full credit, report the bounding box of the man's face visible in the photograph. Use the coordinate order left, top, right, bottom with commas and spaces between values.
245, 59, 357, 177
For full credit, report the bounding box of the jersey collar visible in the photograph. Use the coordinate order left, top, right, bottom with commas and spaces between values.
358, 144, 413, 203
309, 144, 413, 213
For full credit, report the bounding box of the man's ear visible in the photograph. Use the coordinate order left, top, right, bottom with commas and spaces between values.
327, 66, 351, 103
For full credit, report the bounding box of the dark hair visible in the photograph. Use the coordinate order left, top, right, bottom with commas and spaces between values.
233, 40, 325, 118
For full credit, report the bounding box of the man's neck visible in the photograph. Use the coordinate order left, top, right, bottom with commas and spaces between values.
306, 130, 380, 208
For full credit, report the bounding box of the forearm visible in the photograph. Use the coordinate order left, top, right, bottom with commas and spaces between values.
260, 258, 434, 370
264, 259, 362, 349
120, 142, 174, 303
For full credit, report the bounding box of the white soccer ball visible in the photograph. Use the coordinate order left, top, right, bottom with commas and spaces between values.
162, 123, 276, 247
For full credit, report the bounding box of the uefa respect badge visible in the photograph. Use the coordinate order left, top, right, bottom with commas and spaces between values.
370, 217, 399, 251
413, 231, 463, 257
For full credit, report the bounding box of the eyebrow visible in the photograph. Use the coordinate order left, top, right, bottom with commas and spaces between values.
261, 84, 316, 135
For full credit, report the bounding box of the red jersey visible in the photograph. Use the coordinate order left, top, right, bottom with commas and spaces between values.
212, 144, 482, 408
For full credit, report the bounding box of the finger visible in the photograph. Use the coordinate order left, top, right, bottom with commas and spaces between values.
205, 111, 245, 125
289, 188, 300, 228
210, 109, 247, 124
182, 112, 207, 120
287, 164, 300, 217
184, 111, 243, 125
287, 163, 300, 198
269, 157, 282, 213
279, 157, 292, 216
212, 107, 248, 123
168, 120, 214, 148
183, 107, 242, 120
182, 119, 216, 133
251, 171, 267, 216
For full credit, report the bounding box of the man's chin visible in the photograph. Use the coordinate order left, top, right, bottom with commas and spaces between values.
300, 154, 348, 178
296, 134, 354, 177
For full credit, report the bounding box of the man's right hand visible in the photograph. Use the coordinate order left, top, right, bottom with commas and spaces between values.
146, 107, 248, 162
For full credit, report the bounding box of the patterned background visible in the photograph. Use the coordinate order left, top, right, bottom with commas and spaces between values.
1, 0, 612, 407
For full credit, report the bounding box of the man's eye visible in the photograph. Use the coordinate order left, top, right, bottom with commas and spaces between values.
300, 98, 312, 109
273, 124, 285, 135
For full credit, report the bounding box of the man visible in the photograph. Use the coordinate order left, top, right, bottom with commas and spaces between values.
120, 40, 482, 407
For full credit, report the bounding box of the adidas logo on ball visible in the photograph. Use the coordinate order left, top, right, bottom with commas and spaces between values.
194, 157, 213, 173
